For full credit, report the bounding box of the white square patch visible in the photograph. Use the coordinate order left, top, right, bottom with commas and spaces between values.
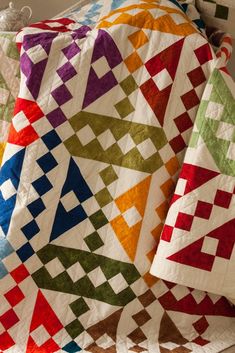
108, 273, 129, 294
31, 325, 51, 346
92, 56, 110, 79
117, 134, 135, 155
12, 111, 30, 132
137, 138, 157, 160
97, 129, 116, 151
122, 206, 142, 227
77, 125, 96, 146
171, 13, 187, 25
216, 122, 234, 141
45, 258, 65, 278
201, 236, 219, 256
171, 285, 190, 301
61, 191, 80, 212
67, 261, 86, 282
205, 102, 224, 121
0, 179, 17, 201
227, 142, 235, 160
175, 178, 187, 196
88, 266, 107, 287
153, 68, 172, 91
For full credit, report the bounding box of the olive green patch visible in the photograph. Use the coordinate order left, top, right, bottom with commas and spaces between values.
115, 97, 135, 118
85, 232, 104, 252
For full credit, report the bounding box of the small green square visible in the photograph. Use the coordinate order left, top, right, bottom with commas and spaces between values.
99, 165, 118, 186
115, 97, 135, 119
95, 188, 113, 208
85, 232, 104, 252
69, 298, 89, 317
89, 210, 108, 230
120, 75, 138, 96
66, 319, 84, 339
215, 4, 229, 20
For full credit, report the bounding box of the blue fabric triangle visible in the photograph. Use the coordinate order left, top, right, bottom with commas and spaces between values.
50, 158, 93, 241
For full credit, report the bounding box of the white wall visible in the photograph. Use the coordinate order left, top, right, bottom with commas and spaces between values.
0, 0, 79, 22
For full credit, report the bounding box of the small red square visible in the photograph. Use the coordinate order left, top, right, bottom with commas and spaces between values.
0, 309, 19, 330
175, 212, 194, 231
4, 286, 25, 307
174, 112, 193, 133
10, 264, 29, 284
194, 43, 213, 65
0, 332, 15, 351
187, 66, 206, 87
181, 89, 200, 110
193, 316, 209, 335
161, 225, 174, 242
169, 135, 186, 154
195, 201, 213, 220
214, 190, 232, 209
193, 336, 210, 346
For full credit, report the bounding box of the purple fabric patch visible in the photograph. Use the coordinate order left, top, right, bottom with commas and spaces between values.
82, 68, 117, 109
21, 53, 48, 99
21, 52, 32, 77
51, 84, 73, 106
23, 32, 58, 54
63, 42, 81, 60
72, 25, 90, 40
91, 29, 122, 69
82, 29, 123, 108
57, 62, 77, 82
47, 108, 67, 128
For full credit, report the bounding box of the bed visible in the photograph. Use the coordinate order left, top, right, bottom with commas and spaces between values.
0, 1, 235, 352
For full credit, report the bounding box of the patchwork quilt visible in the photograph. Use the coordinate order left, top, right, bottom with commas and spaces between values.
0, 0, 235, 352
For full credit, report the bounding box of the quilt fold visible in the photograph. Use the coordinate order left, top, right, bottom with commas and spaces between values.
150, 41, 235, 303
0, 0, 235, 352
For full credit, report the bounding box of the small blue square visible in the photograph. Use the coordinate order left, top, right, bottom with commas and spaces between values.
27, 198, 46, 218
63, 341, 82, 353
21, 220, 40, 240
0, 237, 14, 259
42, 130, 61, 150
37, 152, 58, 173
0, 262, 8, 279
32, 175, 53, 196
17, 242, 35, 262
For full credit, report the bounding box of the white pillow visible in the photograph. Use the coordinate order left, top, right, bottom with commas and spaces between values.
196, 0, 235, 38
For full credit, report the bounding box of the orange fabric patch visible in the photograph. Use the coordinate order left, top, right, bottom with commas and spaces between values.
111, 176, 151, 261
98, 3, 197, 37
161, 178, 176, 198
124, 52, 143, 73
151, 223, 164, 242
165, 156, 180, 176
128, 30, 149, 49
156, 200, 169, 221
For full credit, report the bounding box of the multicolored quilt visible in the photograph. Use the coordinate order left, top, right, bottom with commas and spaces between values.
0, 0, 235, 352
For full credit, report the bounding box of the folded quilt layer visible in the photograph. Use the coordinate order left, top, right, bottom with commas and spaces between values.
151, 58, 235, 302
0, 33, 20, 165
0, 1, 235, 352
